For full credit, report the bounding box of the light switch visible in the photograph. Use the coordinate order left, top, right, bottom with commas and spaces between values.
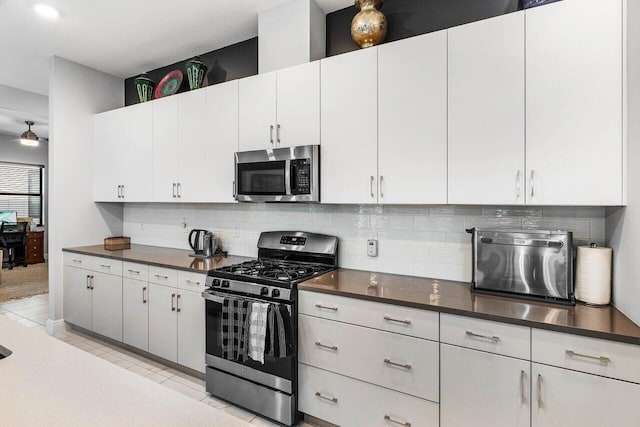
367, 239, 378, 257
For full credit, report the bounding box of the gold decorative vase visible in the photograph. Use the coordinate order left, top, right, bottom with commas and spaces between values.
351, 0, 387, 48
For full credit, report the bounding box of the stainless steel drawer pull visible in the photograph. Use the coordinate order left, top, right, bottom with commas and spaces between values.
100, 264, 111, 269
465, 331, 500, 343
186, 279, 201, 285
155, 274, 169, 279
314, 341, 338, 351
566, 350, 611, 364
315, 392, 337, 403
315, 304, 338, 311
520, 370, 526, 404
384, 415, 411, 427
384, 358, 412, 370
383, 315, 411, 325
128, 269, 140, 274
72, 259, 82, 263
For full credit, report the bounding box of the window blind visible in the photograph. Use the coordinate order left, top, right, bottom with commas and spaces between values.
0, 162, 44, 225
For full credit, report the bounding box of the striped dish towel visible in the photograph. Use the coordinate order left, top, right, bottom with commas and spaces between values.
248, 302, 270, 364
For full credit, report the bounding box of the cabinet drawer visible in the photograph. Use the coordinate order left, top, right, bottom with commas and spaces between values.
86, 256, 123, 276
64, 252, 89, 268
299, 290, 439, 341
299, 314, 439, 402
532, 329, 640, 384
123, 262, 149, 281
299, 363, 439, 427
177, 270, 206, 293
440, 313, 531, 360
148, 265, 178, 286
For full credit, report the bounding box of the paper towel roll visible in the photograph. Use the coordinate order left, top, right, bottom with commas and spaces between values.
575, 245, 613, 306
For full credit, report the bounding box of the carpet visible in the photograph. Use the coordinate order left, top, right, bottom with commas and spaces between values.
0, 263, 49, 302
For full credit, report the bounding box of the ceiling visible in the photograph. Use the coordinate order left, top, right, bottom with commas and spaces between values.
0, 0, 353, 96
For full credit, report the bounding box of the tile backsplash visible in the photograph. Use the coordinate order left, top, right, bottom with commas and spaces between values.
123, 204, 606, 282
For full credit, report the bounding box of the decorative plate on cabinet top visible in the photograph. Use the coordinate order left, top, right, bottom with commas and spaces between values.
154, 70, 183, 99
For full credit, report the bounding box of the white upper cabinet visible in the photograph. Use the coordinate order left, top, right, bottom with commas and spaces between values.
94, 108, 123, 202
239, 72, 278, 151
378, 30, 448, 204
177, 89, 207, 202
525, 0, 623, 205
152, 96, 179, 202
321, 47, 379, 204
448, 11, 526, 205
205, 80, 239, 202
276, 61, 321, 148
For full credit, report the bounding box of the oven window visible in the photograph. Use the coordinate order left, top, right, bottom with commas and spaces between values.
237, 161, 286, 195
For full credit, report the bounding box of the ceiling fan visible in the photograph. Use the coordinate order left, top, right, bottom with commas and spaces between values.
12, 121, 48, 147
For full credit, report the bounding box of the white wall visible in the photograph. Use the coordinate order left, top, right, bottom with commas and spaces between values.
606, 0, 640, 326
124, 204, 605, 283
47, 57, 124, 334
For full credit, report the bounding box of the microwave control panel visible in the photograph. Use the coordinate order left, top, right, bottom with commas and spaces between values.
291, 159, 311, 195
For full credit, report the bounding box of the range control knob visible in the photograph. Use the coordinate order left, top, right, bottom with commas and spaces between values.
221, 280, 230, 288
212, 279, 221, 287
271, 289, 281, 298
260, 287, 269, 296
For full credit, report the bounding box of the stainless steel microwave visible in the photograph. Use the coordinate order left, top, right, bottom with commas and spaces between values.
234, 145, 319, 202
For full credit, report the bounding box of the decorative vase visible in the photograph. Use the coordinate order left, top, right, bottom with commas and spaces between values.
185, 56, 208, 90
351, 0, 387, 49
134, 73, 155, 103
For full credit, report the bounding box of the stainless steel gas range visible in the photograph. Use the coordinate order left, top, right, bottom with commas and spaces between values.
201, 231, 338, 426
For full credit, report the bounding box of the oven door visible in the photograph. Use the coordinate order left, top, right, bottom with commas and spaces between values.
203, 291, 296, 394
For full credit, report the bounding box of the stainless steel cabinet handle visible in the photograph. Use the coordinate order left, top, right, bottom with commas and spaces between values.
121, 185, 125, 199
142, 286, 147, 303
370, 176, 375, 198
465, 330, 500, 343
117, 185, 120, 198
270, 125, 274, 145
177, 183, 182, 198
72, 259, 82, 263
171, 293, 176, 311
155, 274, 169, 279
86, 275, 90, 289
172, 183, 177, 198
315, 304, 338, 311
384, 315, 411, 325
530, 170, 535, 197
128, 269, 140, 275
516, 170, 521, 198
314, 341, 338, 351
537, 374, 543, 408
315, 392, 337, 403
277, 124, 281, 145
186, 279, 201, 285
176, 294, 181, 312
232, 181, 236, 198
380, 175, 384, 198
384, 358, 412, 370
100, 264, 111, 269
566, 350, 611, 364
520, 370, 526, 404
89, 275, 94, 290
384, 415, 411, 427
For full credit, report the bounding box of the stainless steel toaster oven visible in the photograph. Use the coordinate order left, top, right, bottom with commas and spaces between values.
469, 229, 574, 304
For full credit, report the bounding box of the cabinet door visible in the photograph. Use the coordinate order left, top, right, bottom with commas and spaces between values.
123, 278, 149, 352
239, 72, 277, 151
148, 283, 178, 363
90, 271, 122, 341
177, 89, 208, 202
526, 0, 622, 205
276, 61, 320, 148
205, 80, 238, 202
532, 363, 639, 427
121, 102, 153, 202
152, 96, 179, 202
448, 12, 525, 205
63, 266, 92, 330
177, 290, 205, 373
378, 31, 447, 204
94, 109, 123, 202
321, 48, 378, 204
441, 344, 530, 427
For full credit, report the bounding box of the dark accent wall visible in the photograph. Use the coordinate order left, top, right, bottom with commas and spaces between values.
124, 38, 258, 106
327, 0, 521, 56
125, 0, 522, 105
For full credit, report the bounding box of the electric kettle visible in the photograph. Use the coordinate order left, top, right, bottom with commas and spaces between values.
189, 229, 217, 258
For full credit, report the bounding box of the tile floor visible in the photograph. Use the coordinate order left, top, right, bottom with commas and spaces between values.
0, 294, 313, 427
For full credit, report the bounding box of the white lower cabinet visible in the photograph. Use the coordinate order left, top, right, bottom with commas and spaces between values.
440, 344, 530, 427
148, 283, 178, 363
123, 278, 149, 351
176, 289, 205, 373
299, 363, 439, 427
531, 363, 639, 427
63, 265, 92, 331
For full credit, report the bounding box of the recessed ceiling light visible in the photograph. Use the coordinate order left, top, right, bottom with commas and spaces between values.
33, 3, 60, 20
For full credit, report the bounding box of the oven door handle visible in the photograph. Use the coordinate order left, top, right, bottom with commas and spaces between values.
284, 159, 292, 196
201, 292, 225, 304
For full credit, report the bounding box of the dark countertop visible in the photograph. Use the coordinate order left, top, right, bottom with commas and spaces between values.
63, 244, 252, 273
299, 269, 640, 346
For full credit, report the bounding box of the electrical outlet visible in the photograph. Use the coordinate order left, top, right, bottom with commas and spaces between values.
140, 222, 144, 230
367, 239, 378, 257
233, 225, 240, 237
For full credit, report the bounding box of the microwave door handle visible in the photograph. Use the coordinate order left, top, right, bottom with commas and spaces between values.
290, 161, 298, 194
284, 159, 292, 196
